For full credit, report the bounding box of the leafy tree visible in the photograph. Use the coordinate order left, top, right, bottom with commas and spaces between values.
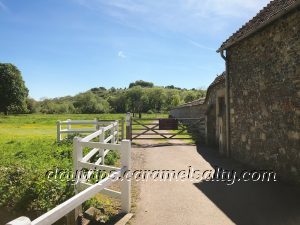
109, 87, 116, 93
147, 88, 165, 112
39, 99, 75, 114
0, 63, 29, 114
26, 98, 38, 113
73, 92, 110, 114
164, 90, 181, 110
126, 86, 146, 117
7, 102, 28, 114
108, 93, 127, 113
184, 91, 198, 103
197, 89, 206, 98
35, 85, 206, 115
129, 80, 154, 88
165, 85, 181, 90
18, 77, 206, 115
165, 85, 175, 89
55, 102, 75, 114
40, 99, 56, 114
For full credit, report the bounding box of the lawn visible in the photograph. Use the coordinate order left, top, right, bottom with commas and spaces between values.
0, 114, 123, 139
0, 113, 167, 223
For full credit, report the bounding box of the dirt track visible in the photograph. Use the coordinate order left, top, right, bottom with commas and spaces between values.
130, 142, 300, 225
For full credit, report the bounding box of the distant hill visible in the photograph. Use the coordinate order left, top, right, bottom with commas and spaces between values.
26, 80, 206, 115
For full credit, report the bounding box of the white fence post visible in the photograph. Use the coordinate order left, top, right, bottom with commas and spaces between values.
112, 122, 116, 144
116, 120, 119, 143
57, 120, 61, 142
72, 137, 83, 222
66, 119, 71, 140
120, 140, 131, 213
121, 118, 125, 141
95, 118, 99, 131
67, 119, 71, 130
126, 112, 131, 140
73, 137, 83, 191
6, 217, 31, 225
100, 128, 105, 164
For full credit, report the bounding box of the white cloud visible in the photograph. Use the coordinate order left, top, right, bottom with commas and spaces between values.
183, 0, 270, 18
75, 0, 270, 36
118, 51, 126, 58
0, 0, 8, 11
188, 40, 215, 51
75, 0, 145, 13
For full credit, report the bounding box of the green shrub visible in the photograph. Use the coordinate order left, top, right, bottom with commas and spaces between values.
147, 109, 154, 114
0, 139, 73, 212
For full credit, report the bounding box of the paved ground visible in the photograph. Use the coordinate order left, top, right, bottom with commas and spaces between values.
130, 143, 300, 225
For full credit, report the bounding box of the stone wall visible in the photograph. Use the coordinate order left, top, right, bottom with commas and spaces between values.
227, 8, 300, 183
204, 80, 226, 147
170, 76, 225, 146
170, 102, 206, 118
170, 101, 207, 143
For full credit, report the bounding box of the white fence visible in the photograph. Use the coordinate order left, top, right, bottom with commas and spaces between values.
7, 121, 131, 225
56, 119, 125, 142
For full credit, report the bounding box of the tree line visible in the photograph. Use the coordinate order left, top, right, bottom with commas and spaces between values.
0, 63, 206, 116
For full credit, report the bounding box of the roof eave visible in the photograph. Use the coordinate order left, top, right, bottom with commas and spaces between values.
217, 1, 300, 52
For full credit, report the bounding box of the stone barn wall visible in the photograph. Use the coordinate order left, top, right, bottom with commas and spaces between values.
170, 101, 206, 118
227, 8, 300, 183
204, 78, 225, 147
170, 75, 225, 146
170, 100, 207, 143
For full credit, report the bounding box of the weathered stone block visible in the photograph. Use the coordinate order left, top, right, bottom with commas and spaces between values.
246, 144, 251, 151
278, 148, 286, 155
241, 134, 246, 142
260, 133, 266, 141
288, 131, 299, 140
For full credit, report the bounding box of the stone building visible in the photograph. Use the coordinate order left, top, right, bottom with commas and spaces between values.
170, 0, 300, 183
170, 73, 226, 150
170, 98, 206, 119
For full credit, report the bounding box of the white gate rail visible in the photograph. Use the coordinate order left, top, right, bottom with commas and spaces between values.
57, 119, 124, 142
7, 121, 131, 225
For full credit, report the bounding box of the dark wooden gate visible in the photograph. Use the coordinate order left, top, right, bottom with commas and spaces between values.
127, 117, 205, 140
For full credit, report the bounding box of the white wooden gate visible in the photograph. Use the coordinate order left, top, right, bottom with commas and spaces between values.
7, 121, 131, 225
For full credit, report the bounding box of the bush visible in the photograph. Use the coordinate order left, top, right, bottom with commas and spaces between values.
147, 109, 154, 114
0, 139, 74, 212
26, 98, 38, 113
104, 150, 119, 165
39, 100, 75, 114
74, 92, 110, 114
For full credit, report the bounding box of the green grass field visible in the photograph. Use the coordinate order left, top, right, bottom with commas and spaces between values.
0, 113, 167, 222
0, 113, 167, 138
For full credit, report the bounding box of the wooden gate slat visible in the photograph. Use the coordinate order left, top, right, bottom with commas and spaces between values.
130, 117, 204, 140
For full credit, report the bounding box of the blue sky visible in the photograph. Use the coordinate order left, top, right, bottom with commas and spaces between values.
0, 0, 269, 100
